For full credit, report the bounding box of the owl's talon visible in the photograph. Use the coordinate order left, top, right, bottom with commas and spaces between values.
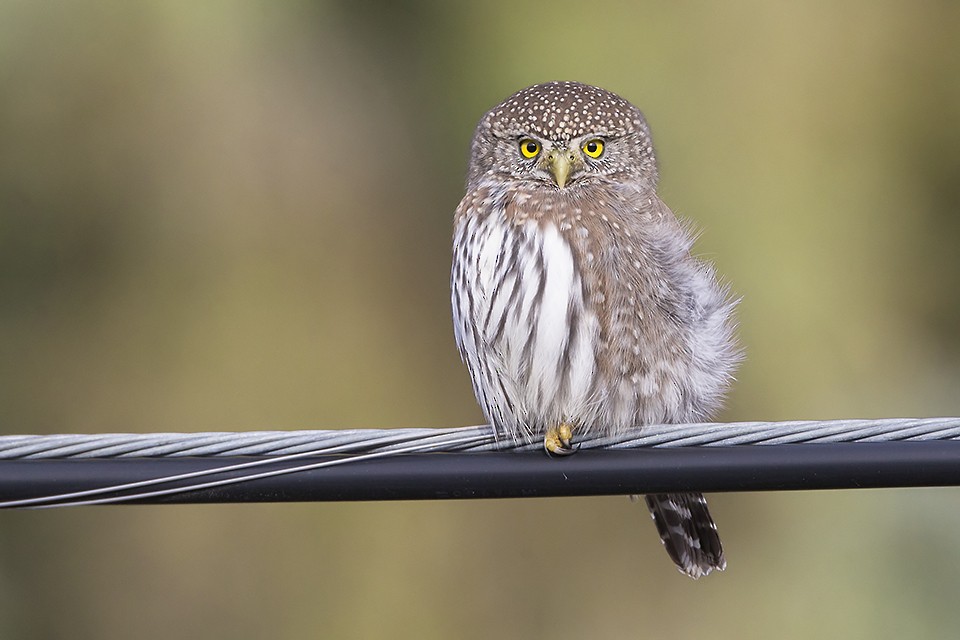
544, 424, 576, 456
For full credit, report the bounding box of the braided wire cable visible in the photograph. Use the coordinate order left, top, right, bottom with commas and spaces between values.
1, 417, 959, 460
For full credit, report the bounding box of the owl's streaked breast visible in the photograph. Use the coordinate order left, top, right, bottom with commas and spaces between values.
453, 181, 738, 441
452, 186, 599, 440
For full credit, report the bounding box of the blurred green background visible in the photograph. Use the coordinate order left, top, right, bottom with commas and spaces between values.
1, 1, 958, 638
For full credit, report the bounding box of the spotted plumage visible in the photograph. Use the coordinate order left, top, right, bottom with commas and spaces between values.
451, 81, 740, 578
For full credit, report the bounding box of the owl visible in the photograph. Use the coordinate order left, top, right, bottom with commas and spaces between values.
450, 81, 740, 578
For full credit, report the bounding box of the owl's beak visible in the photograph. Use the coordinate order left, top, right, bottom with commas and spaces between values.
546, 150, 576, 189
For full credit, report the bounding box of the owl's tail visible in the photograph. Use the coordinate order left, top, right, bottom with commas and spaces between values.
643, 492, 725, 579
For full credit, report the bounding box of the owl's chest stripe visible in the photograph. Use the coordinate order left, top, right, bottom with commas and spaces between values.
482, 224, 527, 345
525, 223, 576, 387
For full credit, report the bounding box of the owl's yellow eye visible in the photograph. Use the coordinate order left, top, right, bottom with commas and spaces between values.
582, 139, 604, 158
519, 138, 541, 159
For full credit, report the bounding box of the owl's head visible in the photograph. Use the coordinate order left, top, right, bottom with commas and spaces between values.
466, 81, 658, 191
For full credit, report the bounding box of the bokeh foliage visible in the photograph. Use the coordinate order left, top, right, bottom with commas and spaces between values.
0, 1, 958, 638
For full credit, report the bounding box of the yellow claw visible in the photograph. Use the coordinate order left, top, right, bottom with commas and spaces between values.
544, 423, 576, 456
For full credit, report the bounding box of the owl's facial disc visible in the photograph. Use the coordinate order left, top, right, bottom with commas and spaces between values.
544, 148, 580, 189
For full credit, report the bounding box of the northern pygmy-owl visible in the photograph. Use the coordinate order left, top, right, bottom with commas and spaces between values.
451, 81, 740, 578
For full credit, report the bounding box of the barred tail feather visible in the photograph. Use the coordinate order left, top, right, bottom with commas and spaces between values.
644, 492, 725, 579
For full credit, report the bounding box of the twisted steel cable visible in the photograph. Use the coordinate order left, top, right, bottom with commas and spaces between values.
3, 417, 960, 459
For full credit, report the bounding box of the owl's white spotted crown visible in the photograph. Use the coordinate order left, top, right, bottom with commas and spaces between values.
482, 81, 650, 142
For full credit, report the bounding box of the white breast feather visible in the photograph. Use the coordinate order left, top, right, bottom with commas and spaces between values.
453, 214, 598, 440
